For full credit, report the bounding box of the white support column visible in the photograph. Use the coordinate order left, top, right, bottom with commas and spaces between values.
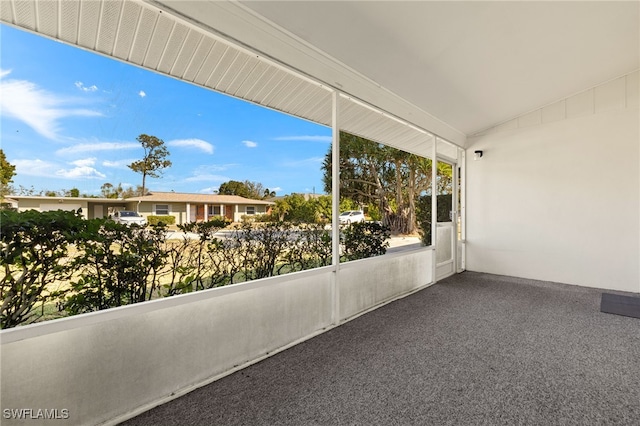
458, 149, 466, 272
332, 92, 340, 266
451, 154, 458, 273
431, 138, 438, 284
331, 90, 340, 325
204, 204, 208, 221
186, 203, 191, 224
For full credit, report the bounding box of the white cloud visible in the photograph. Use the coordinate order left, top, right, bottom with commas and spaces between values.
198, 186, 220, 194
0, 69, 11, 78
56, 166, 106, 180
0, 71, 102, 140
102, 159, 137, 168
242, 140, 258, 148
13, 159, 59, 177
138, 90, 146, 98
56, 142, 139, 155
269, 187, 282, 193
71, 158, 96, 167
272, 135, 332, 143
168, 138, 214, 154
75, 81, 98, 92
14, 157, 105, 180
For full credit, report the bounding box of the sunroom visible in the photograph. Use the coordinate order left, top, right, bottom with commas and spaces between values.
0, 1, 638, 425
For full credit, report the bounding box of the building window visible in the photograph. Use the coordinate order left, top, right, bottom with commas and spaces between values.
155, 204, 170, 215
208, 205, 221, 216
245, 206, 255, 215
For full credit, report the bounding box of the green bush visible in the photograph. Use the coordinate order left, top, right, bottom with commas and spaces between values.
282, 224, 332, 272
205, 215, 232, 228
62, 220, 168, 315
341, 221, 390, 261
147, 215, 176, 226
1, 209, 84, 328
163, 219, 232, 294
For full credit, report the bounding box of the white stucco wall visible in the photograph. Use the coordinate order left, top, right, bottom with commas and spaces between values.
339, 249, 433, 320
466, 72, 639, 292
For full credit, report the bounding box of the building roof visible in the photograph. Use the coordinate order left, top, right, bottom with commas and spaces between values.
126, 192, 274, 205
8, 195, 126, 204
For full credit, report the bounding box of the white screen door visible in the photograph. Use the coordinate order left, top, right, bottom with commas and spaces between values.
435, 161, 456, 280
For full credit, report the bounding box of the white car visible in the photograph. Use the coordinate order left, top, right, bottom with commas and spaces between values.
339, 210, 365, 225
112, 210, 147, 226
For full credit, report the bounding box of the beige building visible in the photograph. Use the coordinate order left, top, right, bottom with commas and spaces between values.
8, 195, 126, 219
9, 192, 274, 224
125, 191, 274, 224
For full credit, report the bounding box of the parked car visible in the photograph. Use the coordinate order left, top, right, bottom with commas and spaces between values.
112, 210, 147, 226
339, 210, 365, 225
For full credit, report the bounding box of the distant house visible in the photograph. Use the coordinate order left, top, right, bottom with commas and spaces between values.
8, 195, 126, 219
124, 191, 274, 224
8, 191, 274, 224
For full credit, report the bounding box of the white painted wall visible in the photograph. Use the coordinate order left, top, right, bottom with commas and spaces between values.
0, 249, 433, 426
339, 249, 433, 320
466, 72, 639, 293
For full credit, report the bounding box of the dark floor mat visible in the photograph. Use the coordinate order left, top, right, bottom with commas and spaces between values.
601, 293, 640, 319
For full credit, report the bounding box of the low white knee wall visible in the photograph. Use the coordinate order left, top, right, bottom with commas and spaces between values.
0, 248, 433, 425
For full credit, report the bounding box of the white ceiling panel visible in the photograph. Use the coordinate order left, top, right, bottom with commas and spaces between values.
241, 0, 639, 135
36, 0, 58, 37
339, 96, 436, 158
77, 0, 101, 49
14, 0, 36, 30
142, 13, 174, 69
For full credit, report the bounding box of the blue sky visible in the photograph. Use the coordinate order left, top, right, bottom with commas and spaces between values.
0, 24, 331, 196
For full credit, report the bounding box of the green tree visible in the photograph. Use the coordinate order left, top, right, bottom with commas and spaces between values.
101, 182, 132, 199
128, 134, 172, 196
0, 149, 16, 198
218, 180, 273, 200
66, 188, 80, 197
322, 131, 451, 234
218, 180, 251, 198
121, 185, 145, 199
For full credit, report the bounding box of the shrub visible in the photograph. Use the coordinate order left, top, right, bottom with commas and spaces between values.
147, 215, 176, 226
341, 221, 390, 261
204, 215, 232, 228
162, 219, 231, 295
282, 223, 332, 272
62, 220, 168, 315
1, 209, 84, 328
231, 222, 293, 281
0, 211, 391, 328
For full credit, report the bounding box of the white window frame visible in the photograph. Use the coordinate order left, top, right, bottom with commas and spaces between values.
208, 205, 221, 216
245, 206, 256, 215
154, 204, 171, 215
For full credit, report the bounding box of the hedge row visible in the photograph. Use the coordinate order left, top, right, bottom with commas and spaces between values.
0, 210, 389, 329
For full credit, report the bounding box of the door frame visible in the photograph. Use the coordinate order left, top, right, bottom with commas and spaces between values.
435, 156, 458, 281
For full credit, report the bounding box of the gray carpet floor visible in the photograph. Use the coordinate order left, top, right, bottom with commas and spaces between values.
121, 272, 640, 425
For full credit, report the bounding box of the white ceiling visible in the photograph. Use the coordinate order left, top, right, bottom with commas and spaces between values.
239, 1, 639, 135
